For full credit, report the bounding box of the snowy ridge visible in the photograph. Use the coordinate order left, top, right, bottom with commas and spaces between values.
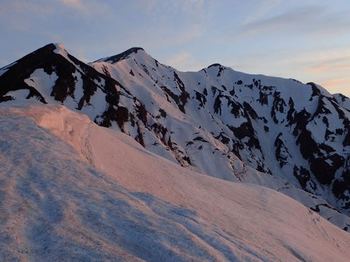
95, 47, 146, 64
92, 48, 350, 216
0, 44, 349, 232
1, 104, 350, 261
334, 93, 350, 112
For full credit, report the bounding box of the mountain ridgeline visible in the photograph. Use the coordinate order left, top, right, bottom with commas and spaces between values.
1, 43, 350, 228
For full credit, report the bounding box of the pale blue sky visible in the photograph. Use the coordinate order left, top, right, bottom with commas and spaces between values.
1, 0, 350, 96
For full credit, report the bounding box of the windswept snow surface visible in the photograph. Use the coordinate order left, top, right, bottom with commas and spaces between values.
1, 104, 350, 261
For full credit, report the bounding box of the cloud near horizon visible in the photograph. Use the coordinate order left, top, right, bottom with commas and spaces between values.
240, 4, 350, 38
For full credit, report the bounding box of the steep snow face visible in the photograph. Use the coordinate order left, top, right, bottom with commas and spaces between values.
1, 105, 350, 261
334, 93, 350, 112
0, 44, 349, 223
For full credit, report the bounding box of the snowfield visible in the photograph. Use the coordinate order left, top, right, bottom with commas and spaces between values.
0, 104, 350, 261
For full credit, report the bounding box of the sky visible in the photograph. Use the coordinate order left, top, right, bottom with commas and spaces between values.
1, 0, 350, 96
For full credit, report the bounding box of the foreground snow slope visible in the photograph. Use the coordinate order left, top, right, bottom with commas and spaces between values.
1, 104, 349, 261
21, 103, 350, 231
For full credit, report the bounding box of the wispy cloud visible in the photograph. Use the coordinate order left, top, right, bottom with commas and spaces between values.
0, 0, 54, 33
321, 78, 349, 88
306, 58, 350, 74
321, 78, 350, 95
0, 0, 108, 19
242, 0, 282, 24
137, 0, 205, 15
281, 47, 350, 95
165, 51, 203, 71
59, 0, 83, 10
240, 4, 350, 37
57, 0, 110, 15
0, 0, 53, 15
290, 47, 350, 72
302, 51, 350, 95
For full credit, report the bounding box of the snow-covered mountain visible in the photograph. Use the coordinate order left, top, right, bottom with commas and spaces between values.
1, 104, 350, 261
0, 43, 349, 232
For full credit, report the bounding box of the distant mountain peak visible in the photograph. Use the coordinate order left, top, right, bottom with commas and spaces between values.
207, 63, 223, 68
53, 42, 66, 50
95, 47, 146, 64
52, 42, 67, 52
205, 63, 229, 77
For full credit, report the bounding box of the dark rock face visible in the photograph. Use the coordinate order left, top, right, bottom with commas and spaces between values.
293, 166, 312, 190
271, 92, 286, 123
214, 95, 222, 114
0, 44, 143, 132
0, 44, 58, 103
333, 160, 350, 208
173, 72, 190, 113
274, 133, 290, 168
161, 85, 187, 113
195, 91, 207, 107
0, 44, 111, 103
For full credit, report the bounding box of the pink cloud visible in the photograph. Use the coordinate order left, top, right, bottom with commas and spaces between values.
57, 0, 110, 15
60, 0, 82, 9
321, 78, 350, 96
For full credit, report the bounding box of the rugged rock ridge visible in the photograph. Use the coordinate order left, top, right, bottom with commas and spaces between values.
0, 43, 349, 230
0, 43, 135, 128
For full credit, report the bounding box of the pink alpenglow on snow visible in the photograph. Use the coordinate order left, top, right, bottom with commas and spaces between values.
0, 104, 349, 261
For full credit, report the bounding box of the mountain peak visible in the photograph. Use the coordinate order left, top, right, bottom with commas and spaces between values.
17, 43, 70, 62
51, 42, 70, 58
96, 47, 146, 64
207, 63, 223, 68
53, 42, 66, 50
